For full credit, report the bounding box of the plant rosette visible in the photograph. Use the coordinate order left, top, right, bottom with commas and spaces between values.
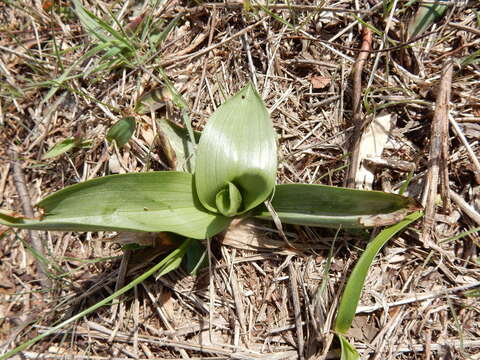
0, 83, 420, 241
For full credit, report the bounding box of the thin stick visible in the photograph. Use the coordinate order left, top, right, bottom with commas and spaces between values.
109, 249, 131, 321
449, 114, 480, 184
0, 163, 10, 204
448, 21, 480, 36
242, 33, 258, 88
356, 281, 480, 314
422, 61, 454, 241
345, 26, 372, 188
449, 190, 480, 226
8, 150, 51, 288
288, 261, 305, 360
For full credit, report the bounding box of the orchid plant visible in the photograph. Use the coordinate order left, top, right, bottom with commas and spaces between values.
0, 83, 418, 238
0, 82, 423, 360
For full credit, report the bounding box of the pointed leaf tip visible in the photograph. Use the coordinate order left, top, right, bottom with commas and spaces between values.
195, 83, 277, 216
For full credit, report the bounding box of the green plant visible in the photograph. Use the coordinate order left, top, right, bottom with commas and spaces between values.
334, 211, 423, 359
0, 83, 421, 358
0, 82, 419, 237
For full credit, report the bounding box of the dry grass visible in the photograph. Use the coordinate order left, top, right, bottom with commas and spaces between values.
1, 0, 480, 359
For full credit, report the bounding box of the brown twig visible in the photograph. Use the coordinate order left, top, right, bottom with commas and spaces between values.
9, 150, 51, 288
448, 21, 480, 36
449, 190, 480, 226
109, 249, 131, 321
0, 163, 10, 204
449, 115, 480, 184
422, 61, 454, 242
345, 26, 373, 188
288, 261, 305, 360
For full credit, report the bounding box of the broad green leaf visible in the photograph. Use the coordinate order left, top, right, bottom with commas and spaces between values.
254, 184, 421, 228
334, 211, 423, 334
338, 334, 360, 360
0, 172, 230, 239
0, 238, 192, 360
42, 138, 92, 159
407, 1, 447, 40
195, 82, 277, 217
157, 118, 201, 173
107, 117, 136, 148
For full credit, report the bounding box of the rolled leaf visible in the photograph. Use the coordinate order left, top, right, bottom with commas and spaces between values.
215, 181, 243, 217
0, 172, 230, 239
195, 82, 277, 217
254, 184, 421, 228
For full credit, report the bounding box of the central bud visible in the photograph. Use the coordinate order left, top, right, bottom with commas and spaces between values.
215, 182, 243, 217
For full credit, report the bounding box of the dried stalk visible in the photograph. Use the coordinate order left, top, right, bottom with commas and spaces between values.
9, 150, 51, 288
345, 26, 373, 188
422, 61, 454, 242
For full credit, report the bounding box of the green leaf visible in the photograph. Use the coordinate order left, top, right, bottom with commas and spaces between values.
465, 288, 480, 298
334, 211, 423, 334
338, 334, 360, 360
157, 118, 201, 173
185, 239, 208, 275
407, 1, 448, 40
42, 138, 92, 159
107, 116, 136, 148
254, 184, 421, 228
73, 0, 133, 51
0, 172, 230, 239
215, 181, 243, 217
156, 245, 185, 278
42, 138, 77, 159
195, 82, 277, 216
461, 49, 480, 67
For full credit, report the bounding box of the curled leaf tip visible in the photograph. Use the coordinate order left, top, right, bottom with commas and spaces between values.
215, 181, 243, 217
195, 82, 277, 217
